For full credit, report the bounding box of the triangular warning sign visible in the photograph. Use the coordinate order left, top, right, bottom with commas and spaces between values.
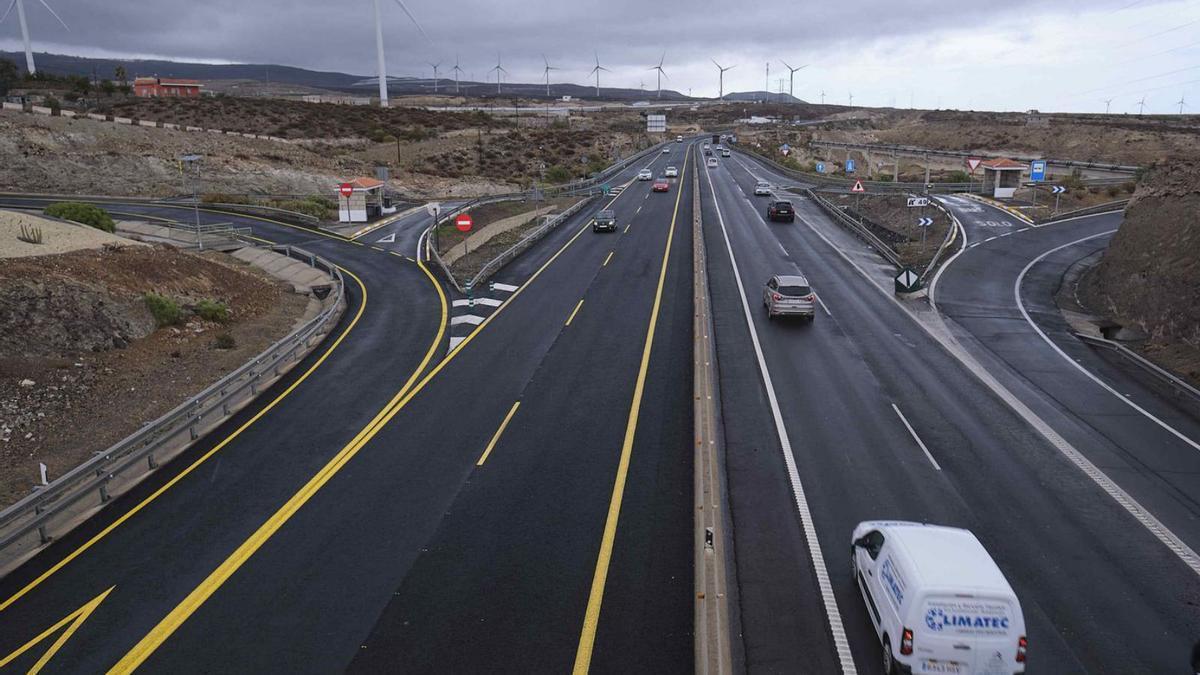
0, 587, 114, 672
967, 157, 982, 172
851, 180, 866, 193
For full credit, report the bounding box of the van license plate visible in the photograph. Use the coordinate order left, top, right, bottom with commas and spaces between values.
919, 661, 962, 674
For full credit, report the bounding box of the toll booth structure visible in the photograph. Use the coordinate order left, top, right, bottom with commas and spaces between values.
980, 159, 1025, 199
337, 177, 386, 223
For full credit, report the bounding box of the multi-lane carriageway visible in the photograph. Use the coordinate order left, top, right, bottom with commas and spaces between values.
0, 140, 1197, 673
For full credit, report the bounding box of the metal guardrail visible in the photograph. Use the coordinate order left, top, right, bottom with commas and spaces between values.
466, 196, 596, 290
1075, 333, 1200, 406
200, 202, 321, 227
1043, 199, 1130, 222
0, 244, 345, 565
732, 148, 981, 194
805, 188, 903, 269
921, 198, 962, 282
811, 140, 1142, 175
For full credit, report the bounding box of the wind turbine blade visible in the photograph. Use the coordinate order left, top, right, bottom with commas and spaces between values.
712, 58, 722, 69
0, 0, 16, 25
390, 0, 430, 43
35, 0, 70, 30
661, 69, 669, 80
659, 52, 666, 68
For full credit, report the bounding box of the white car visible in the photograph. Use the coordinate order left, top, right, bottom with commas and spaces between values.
662, 147, 671, 154
754, 181, 771, 196
676, 135, 683, 143
637, 169, 653, 181
851, 522, 1027, 675
706, 157, 718, 168
664, 166, 678, 177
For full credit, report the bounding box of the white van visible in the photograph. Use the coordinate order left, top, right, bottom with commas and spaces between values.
850, 521, 1026, 675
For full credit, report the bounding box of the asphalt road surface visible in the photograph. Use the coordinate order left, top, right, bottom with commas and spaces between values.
702, 153, 1200, 674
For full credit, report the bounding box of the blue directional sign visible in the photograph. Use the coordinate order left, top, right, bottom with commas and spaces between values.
845, 159, 856, 174
815, 162, 826, 174
1030, 160, 1046, 182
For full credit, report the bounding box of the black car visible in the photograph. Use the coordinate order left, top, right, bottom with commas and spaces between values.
593, 209, 617, 232
767, 199, 795, 223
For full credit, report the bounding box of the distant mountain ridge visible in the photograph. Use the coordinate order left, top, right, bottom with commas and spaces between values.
0, 51, 803, 103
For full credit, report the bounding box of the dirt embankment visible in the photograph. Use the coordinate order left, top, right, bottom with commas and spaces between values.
836, 193, 953, 268
820, 109, 1200, 166
1079, 161, 1200, 384
0, 244, 307, 507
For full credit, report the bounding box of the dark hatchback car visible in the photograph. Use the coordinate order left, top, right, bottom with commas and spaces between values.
593, 209, 617, 232
767, 199, 795, 223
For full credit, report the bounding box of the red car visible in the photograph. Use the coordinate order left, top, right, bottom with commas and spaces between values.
652, 179, 670, 192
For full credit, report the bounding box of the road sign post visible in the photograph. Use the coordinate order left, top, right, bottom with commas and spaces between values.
1030, 160, 1047, 209
894, 266, 922, 294
1051, 184, 1066, 215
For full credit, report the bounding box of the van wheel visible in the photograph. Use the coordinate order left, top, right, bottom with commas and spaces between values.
882, 637, 897, 675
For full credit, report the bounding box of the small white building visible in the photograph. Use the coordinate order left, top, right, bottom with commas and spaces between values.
337, 177, 385, 223
980, 159, 1025, 199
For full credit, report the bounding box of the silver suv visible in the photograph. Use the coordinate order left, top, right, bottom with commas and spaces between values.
763, 274, 815, 320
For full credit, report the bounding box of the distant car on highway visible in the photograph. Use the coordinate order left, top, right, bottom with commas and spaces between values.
721, 149, 731, 158
676, 135, 684, 143
664, 166, 678, 177
754, 181, 771, 196
706, 157, 718, 168
652, 179, 670, 192
637, 169, 653, 181
704, 148, 713, 156
767, 198, 794, 222
763, 274, 815, 320
851, 521, 1027, 675
593, 209, 617, 233
662, 147, 671, 154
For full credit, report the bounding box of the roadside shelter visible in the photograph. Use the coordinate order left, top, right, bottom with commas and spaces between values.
337, 177, 385, 223
980, 159, 1024, 199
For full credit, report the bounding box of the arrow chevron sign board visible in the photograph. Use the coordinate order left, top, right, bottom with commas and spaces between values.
917, 217, 934, 227
1051, 185, 1066, 194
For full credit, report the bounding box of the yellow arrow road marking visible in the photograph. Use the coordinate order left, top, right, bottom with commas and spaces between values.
0, 587, 115, 674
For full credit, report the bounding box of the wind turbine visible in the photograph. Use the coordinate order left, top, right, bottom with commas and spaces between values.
712, 59, 734, 101
452, 55, 464, 94
1102, 98, 1113, 114
1136, 95, 1147, 115
490, 53, 507, 96
427, 61, 441, 94
371, 0, 429, 108
589, 52, 610, 98
649, 53, 668, 99
542, 54, 558, 97
848, 91, 854, 107
765, 62, 770, 93
780, 61, 807, 98
0, 0, 69, 74
820, 90, 826, 105
1178, 93, 1187, 114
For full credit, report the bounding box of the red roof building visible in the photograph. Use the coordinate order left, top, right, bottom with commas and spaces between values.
133, 77, 204, 98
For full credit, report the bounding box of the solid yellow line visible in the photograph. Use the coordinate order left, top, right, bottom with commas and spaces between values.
565, 299, 585, 326
477, 402, 521, 466
572, 144, 690, 673
110, 251, 447, 674
0, 265, 369, 615
112, 169, 646, 672
602, 251, 614, 267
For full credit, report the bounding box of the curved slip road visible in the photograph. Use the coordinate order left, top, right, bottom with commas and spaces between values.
0, 201, 447, 672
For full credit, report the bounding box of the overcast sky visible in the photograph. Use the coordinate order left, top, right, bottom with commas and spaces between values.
1, 0, 1197, 113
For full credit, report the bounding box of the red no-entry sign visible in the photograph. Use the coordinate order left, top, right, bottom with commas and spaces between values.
456, 213, 473, 232
339, 183, 354, 198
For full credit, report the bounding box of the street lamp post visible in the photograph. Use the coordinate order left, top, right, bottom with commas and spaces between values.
179, 153, 204, 250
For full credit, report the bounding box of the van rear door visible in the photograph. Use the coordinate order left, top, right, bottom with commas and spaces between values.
916, 595, 1019, 675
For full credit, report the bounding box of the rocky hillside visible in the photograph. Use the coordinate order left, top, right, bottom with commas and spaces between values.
1081, 161, 1200, 382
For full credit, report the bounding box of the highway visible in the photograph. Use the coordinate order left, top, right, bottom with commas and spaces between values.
700, 152, 1200, 673
0, 140, 1198, 674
